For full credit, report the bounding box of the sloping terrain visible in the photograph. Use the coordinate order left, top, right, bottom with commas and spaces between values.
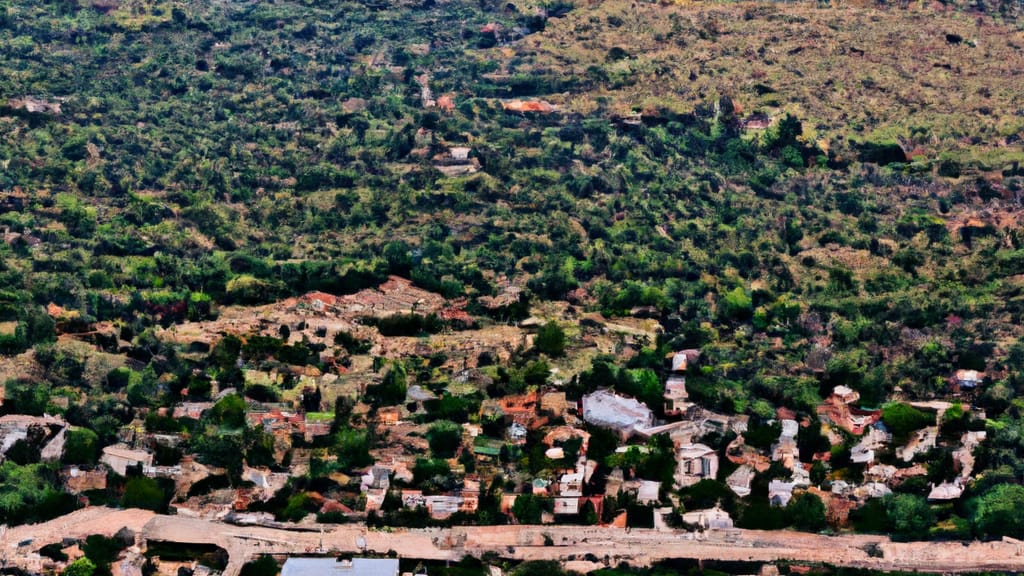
483, 0, 1024, 168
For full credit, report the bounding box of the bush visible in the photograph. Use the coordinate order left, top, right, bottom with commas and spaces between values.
413, 458, 451, 486
122, 477, 166, 512
331, 429, 372, 470
786, 492, 827, 531
426, 420, 463, 458
63, 557, 96, 576
970, 483, 1024, 540
882, 403, 935, 443
534, 321, 566, 357
885, 493, 935, 540
64, 427, 100, 465
719, 287, 752, 321
239, 556, 279, 576
511, 493, 549, 525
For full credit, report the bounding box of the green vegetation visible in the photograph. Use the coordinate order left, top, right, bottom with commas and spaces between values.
239, 556, 280, 576
62, 558, 96, 576
0, 0, 1023, 553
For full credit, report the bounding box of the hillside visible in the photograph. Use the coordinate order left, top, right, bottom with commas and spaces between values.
485, 1, 1024, 167
3, 0, 1024, 569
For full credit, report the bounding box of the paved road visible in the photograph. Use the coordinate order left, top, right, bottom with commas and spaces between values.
7, 509, 1024, 574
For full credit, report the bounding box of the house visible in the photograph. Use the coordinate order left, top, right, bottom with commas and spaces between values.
281, 557, 400, 576
954, 369, 984, 389
771, 420, 800, 469
101, 444, 153, 476
726, 436, 772, 472
832, 385, 860, 405
768, 479, 798, 507
499, 391, 541, 427
541, 391, 570, 416
666, 349, 701, 373
0, 414, 67, 456
681, 507, 733, 530
636, 480, 661, 505
897, 427, 938, 462
531, 478, 551, 495
663, 375, 689, 416
361, 466, 391, 511
406, 385, 437, 410
173, 402, 214, 420
437, 94, 455, 112
402, 490, 426, 509
425, 495, 463, 519
61, 466, 108, 494
726, 465, 756, 497
240, 466, 288, 501
817, 395, 881, 435
853, 482, 892, 500
449, 147, 471, 162
675, 443, 718, 488
559, 472, 583, 496
850, 425, 890, 465
9, 96, 62, 115
741, 113, 771, 130
928, 479, 965, 501
500, 494, 518, 515
502, 99, 555, 113
460, 477, 480, 513
582, 389, 654, 440
864, 464, 898, 483
507, 423, 528, 443
377, 407, 400, 426
553, 497, 579, 515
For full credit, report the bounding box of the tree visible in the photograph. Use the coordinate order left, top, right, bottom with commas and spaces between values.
332, 429, 372, 470
122, 477, 166, 512
882, 403, 935, 444
786, 492, 827, 531
81, 534, 124, 576
332, 395, 354, 431
534, 321, 566, 357
970, 484, 1024, 540
2, 378, 52, 416
366, 362, 407, 406
126, 366, 159, 407
412, 458, 450, 486
210, 394, 246, 428
63, 427, 100, 465
885, 493, 935, 540
239, 555, 279, 576
426, 420, 463, 458
63, 558, 96, 576
512, 493, 548, 524
719, 286, 752, 321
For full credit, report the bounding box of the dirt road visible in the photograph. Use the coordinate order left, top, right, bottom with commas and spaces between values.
7, 509, 1024, 575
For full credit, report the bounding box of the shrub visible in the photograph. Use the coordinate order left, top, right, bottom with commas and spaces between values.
426, 420, 463, 458
534, 321, 566, 357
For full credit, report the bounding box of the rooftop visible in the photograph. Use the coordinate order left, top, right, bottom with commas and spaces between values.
582, 390, 653, 433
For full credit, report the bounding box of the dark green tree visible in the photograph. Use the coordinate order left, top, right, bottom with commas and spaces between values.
786, 491, 827, 531
122, 477, 166, 512
886, 493, 935, 540
534, 321, 566, 357
426, 420, 463, 458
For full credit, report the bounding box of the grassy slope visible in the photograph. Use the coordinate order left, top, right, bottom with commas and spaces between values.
485, 1, 1024, 166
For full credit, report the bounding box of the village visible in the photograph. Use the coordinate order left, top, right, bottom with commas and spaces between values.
0, 275, 997, 576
